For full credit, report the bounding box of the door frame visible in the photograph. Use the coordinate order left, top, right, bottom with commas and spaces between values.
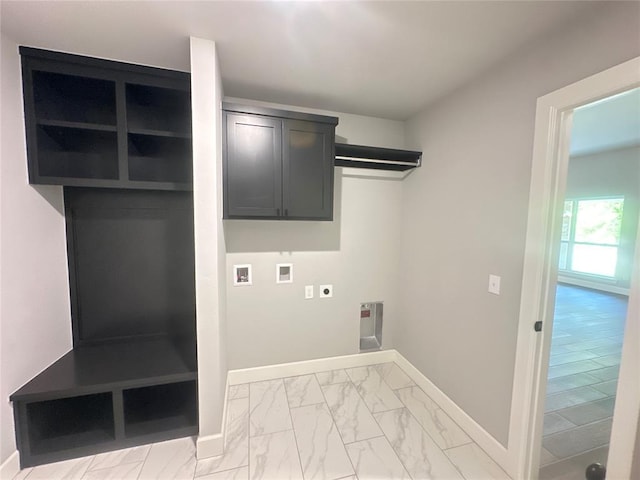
508, 56, 640, 479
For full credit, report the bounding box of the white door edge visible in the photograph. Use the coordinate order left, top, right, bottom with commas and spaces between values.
508, 56, 640, 479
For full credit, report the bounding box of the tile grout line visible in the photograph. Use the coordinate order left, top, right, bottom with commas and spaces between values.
248, 427, 296, 439
367, 399, 414, 478
402, 383, 472, 449
388, 366, 471, 480
545, 383, 613, 398
346, 364, 404, 417
539, 444, 610, 470
444, 438, 511, 479
198, 465, 247, 477
341, 434, 386, 446
547, 394, 616, 419
283, 375, 307, 479
347, 365, 411, 477
317, 376, 359, 478
85, 452, 100, 473
542, 414, 615, 440
442, 439, 476, 452
135, 444, 153, 480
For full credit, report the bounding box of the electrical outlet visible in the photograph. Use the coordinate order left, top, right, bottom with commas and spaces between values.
319, 284, 333, 298
488, 274, 501, 295
305, 285, 314, 299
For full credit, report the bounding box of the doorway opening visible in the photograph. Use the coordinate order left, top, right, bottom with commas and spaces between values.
539, 87, 639, 479
509, 57, 640, 480
538, 88, 639, 480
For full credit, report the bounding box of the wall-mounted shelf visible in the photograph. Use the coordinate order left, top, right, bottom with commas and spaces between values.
335, 143, 422, 172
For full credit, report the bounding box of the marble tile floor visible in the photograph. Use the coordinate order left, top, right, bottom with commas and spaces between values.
13, 362, 510, 480
539, 284, 627, 479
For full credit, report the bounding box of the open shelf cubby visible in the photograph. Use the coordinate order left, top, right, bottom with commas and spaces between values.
128, 133, 192, 184
126, 83, 191, 136
26, 393, 115, 456
36, 124, 118, 180
33, 70, 116, 127
123, 381, 197, 438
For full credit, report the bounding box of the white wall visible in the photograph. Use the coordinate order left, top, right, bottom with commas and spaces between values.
223, 98, 406, 369
0, 35, 73, 464
399, 2, 640, 447
190, 37, 228, 458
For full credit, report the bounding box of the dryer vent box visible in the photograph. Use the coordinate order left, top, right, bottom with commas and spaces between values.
360, 302, 382, 352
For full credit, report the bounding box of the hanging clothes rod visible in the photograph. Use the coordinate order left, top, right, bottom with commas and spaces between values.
335, 156, 418, 166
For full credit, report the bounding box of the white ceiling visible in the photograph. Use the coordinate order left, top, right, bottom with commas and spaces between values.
571, 88, 640, 156
1, 1, 601, 120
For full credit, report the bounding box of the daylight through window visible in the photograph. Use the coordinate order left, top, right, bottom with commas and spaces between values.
559, 197, 624, 278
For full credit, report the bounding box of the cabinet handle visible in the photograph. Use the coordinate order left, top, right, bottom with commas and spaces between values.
277, 208, 280, 216
285, 209, 288, 216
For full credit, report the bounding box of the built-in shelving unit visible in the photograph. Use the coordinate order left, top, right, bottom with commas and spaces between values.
21, 47, 192, 190
13, 48, 197, 469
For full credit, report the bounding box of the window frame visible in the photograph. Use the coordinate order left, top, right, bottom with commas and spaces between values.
559, 195, 624, 280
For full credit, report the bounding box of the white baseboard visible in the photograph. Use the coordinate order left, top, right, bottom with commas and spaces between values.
393, 351, 510, 475
227, 349, 396, 385
196, 432, 224, 460
558, 276, 629, 296
0, 451, 20, 480
196, 376, 229, 461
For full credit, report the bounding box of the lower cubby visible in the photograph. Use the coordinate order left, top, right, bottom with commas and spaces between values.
26, 393, 115, 456
123, 381, 197, 438
11, 338, 198, 468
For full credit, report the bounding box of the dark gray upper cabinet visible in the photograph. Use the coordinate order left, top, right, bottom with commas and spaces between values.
225, 113, 282, 218
223, 103, 338, 221
20, 47, 192, 191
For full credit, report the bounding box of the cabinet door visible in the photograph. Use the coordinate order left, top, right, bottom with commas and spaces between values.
282, 120, 334, 220
225, 113, 283, 218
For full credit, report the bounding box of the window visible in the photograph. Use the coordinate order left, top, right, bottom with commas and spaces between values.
559, 197, 624, 278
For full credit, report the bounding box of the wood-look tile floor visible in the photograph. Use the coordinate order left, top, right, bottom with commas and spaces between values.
13, 363, 510, 480
539, 284, 627, 480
